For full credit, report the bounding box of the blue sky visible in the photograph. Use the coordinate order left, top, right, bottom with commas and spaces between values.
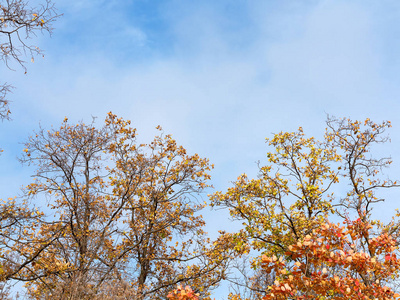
2, 0, 400, 297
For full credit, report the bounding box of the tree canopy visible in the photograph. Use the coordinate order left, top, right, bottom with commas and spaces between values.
0, 114, 399, 299
209, 117, 400, 300
1, 113, 232, 299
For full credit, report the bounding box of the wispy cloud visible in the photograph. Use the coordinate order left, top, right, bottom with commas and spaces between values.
2, 0, 400, 219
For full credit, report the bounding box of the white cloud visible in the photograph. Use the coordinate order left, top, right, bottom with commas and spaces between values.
2, 2, 400, 298
8, 0, 400, 173
3, 0, 400, 236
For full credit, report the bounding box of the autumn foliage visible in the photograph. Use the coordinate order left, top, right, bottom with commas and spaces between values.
210, 117, 400, 299
0, 2, 398, 300
15, 113, 232, 299
261, 219, 400, 299
167, 285, 200, 300
0, 115, 400, 299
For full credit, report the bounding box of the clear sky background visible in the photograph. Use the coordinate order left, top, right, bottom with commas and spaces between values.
1, 0, 400, 297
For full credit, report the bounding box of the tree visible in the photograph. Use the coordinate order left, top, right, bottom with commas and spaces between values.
0, 188, 61, 300
260, 219, 400, 299
210, 117, 400, 299
0, 3, 59, 296
0, 198, 46, 276
3, 114, 399, 299
18, 113, 232, 299
0, 0, 59, 119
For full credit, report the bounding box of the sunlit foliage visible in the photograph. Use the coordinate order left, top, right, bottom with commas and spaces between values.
210, 116, 400, 299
